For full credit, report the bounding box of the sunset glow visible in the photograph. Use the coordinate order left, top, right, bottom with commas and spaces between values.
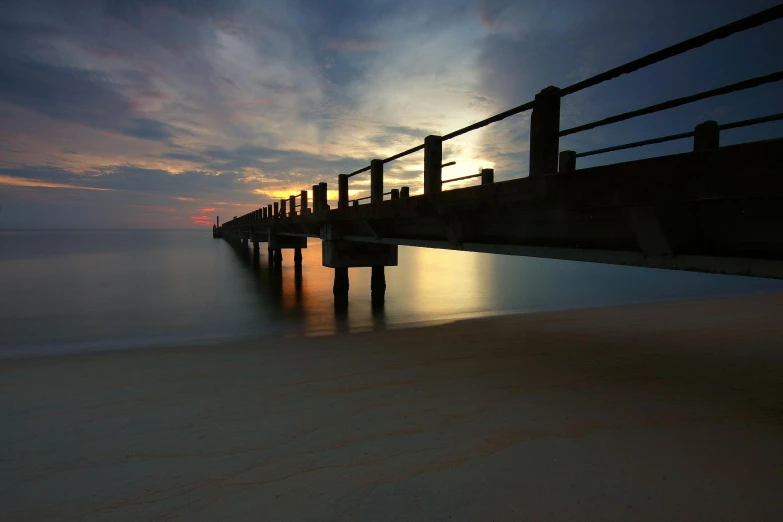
1, 1, 781, 228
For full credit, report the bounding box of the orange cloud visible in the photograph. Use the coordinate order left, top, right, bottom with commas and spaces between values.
0, 175, 111, 191
191, 215, 212, 226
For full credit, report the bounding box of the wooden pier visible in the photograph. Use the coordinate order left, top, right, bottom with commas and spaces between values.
218, 6, 783, 306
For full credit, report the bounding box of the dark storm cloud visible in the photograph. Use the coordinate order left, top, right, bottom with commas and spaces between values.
0, 58, 182, 143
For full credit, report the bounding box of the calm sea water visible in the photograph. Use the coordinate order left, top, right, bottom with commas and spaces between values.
1, 229, 782, 357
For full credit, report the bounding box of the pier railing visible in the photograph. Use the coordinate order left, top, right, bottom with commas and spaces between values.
225, 4, 783, 227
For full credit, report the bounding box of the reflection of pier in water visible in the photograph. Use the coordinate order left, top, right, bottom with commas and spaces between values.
226, 237, 385, 334
217, 7, 783, 310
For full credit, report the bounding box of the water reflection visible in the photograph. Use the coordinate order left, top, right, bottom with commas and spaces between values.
223, 237, 783, 338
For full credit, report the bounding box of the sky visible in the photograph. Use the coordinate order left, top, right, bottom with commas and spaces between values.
0, 0, 781, 229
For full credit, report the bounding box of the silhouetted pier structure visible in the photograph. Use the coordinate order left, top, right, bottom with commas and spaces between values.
218, 6, 783, 307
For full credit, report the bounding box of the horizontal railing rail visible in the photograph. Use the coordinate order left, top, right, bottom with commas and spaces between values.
560, 71, 783, 138
574, 112, 783, 159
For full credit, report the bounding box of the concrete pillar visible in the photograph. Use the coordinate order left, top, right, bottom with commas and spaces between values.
289, 195, 296, 217
274, 248, 283, 265
694, 120, 720, 151
273, 202, 279, 217
481, 168, 494, 185
423, 135, 442, 195
312, 184, 320, 213
319, 182, 328, 210
529, 85, 561, 176
400, 186, 410, 198
333, 267, 349, 308
559, 151, 576, 173
338, 174, 349, 209
301, 190, 309, 214
280, 199, 287, 217
371, 266, 386, 308
390, 189, 399, 199
294, 247, 303, 268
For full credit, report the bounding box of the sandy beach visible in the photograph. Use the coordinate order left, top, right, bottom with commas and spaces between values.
2, 293, 783, 521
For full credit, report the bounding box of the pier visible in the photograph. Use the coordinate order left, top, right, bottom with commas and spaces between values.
217, 6, 783, 307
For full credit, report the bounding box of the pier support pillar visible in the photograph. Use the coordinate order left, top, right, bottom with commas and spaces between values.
371, 266, 386, 308
333, 267, 349, 308
294, 247, 303, 268
274, 249, 283, 266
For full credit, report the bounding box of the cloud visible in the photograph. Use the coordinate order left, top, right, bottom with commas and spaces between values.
1, 0, 782, 228
327, 38, 382, 52
0, 58, 182, 143
0, 174, 112, 191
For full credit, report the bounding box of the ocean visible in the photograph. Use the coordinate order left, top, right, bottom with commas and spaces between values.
1, 229, 782, 358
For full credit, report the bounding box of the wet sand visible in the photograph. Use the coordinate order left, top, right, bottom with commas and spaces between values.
2, 293, 783, 521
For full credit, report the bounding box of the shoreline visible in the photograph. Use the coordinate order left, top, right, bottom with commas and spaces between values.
4, 288, 783, 362
2, 292, 783, 520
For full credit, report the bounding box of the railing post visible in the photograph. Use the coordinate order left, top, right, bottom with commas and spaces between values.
529, 85, 561, 176
353, 200, 358, 207
480, 168, 494, 185
694, 120, 720, 151
273, 202, 279, 216
319, 182, 329, 210
267, 204, 272, 218
289, 195, 296, 217
400, 187, 410, 198
371, 160, 383, 204
312, 184, 320, 213
338, 174, 349, 210
559, 150, 576, 173
300, 190, 308, 214
423, 135, 442, 195
280, 199, 287, 217
390, 189, 399, 199
369, 158, 386, 306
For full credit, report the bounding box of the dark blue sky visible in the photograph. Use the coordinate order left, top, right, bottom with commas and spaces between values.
1, 0, 781, 228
